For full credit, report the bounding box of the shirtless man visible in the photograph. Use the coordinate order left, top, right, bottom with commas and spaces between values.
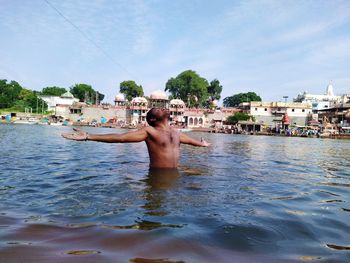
62, 108, 210, 169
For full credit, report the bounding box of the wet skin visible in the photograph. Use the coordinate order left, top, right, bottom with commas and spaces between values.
62, 108, 210, 168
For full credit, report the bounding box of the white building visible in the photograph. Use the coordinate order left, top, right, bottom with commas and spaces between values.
149, 90, 168, 108
114, 94, 126, 106
249, 101, 312, 128
294, 83, 346, 112
130, 97, 148, 124
168, 99, 185, 125
40, 91, 79, 113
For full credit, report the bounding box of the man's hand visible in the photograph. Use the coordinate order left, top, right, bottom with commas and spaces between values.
62, 128, 88, 141
200, 137, 211, 147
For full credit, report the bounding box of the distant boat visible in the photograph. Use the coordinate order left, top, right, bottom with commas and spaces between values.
179, 128, 192, 132
13, 117, 39, 125
62, 120, 72, 126
38, 118, 49, 125
48, 122, 63, 126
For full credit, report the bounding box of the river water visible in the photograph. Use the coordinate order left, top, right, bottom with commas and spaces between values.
0, 124, 349, 262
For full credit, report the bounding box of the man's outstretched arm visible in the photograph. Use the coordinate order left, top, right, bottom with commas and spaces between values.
180, 132, 210, 147
62, 128, 148, 143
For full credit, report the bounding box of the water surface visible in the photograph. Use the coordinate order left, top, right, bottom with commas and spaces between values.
0, 124, 349, 262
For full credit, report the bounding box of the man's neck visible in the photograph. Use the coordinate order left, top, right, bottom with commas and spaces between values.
154, 121, 169, 130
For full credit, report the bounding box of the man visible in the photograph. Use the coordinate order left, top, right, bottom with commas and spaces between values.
62, 108, 210, 169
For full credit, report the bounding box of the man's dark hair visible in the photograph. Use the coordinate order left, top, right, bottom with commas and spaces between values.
146, 108, 157, 127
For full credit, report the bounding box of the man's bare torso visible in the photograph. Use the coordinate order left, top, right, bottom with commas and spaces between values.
145, 126, 180, 168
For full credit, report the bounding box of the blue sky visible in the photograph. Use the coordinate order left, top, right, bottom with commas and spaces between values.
1, 0, 350, 104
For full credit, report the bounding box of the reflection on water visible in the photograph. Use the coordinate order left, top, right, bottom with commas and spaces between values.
0, 125, 350, 262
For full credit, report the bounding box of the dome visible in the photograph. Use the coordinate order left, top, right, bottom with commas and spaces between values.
150, 89, 167, 100
60, 91, 74, 98
326, 82, 334, 97
169, 99, 185, 106
115, 94, 125, 101
131, 97, 148, 104
212, 99, 218, 106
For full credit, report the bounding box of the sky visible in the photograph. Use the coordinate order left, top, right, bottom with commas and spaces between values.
1, 0, 350, 104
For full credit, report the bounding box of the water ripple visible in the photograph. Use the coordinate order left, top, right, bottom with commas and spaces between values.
1, 126, 350, 262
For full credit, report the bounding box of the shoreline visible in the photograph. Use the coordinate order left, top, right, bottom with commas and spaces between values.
1, 121, 349, 139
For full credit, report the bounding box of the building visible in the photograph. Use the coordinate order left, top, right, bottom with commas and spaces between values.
169, 99, 186, 126
206, 108, 240, 128
39, 91, 79, 113
294, 83, 348, 112
316, 102, 350, 128
114, 94, 126, 106
185, 108, 206, 128
149, 90, 168, 108
129, 97, 148, 125
56, 102, 129, 124
249, 101, 312, 128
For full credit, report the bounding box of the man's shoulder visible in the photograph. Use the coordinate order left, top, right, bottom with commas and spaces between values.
141, 126, 156, 134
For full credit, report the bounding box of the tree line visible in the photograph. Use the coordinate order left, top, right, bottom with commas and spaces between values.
1, 69, 262, 113
119, 70, 262, 108
0, 80, 105, 113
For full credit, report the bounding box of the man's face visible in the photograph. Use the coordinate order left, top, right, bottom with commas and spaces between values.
152, 108, 170, 120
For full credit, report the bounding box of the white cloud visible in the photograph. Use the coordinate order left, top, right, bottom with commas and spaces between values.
1, 0, 350, 103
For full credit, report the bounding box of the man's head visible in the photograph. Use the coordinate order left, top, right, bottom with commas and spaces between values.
146, 108, 170, 127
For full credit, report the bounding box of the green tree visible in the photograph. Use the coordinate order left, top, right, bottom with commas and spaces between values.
0, 79, 23, 108
15, 89, 46, 112
70, 83, 104, 104
119, 80, 144, 101
165, 70, 209, 107
42, 86, 67, 96
226, 112, 251, 125
223, 92, 262, 107
207, 79, 222, 101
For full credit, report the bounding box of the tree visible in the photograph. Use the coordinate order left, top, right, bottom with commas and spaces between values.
70, 83, 104, 104
0, 79, 23, 108
226, 112, 251, 125
207, 79, 222, 101
223, 92, 262, 107
42, 86, 67, 96
119, 80, 144, 101
15, 88, 47, 112
165, 70, 209, 107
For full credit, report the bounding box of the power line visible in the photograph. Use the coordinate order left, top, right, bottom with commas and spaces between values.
43, 0, 137, 80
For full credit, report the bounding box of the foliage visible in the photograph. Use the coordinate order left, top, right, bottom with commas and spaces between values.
0, 79, 47, 112
207, 79, 222, 101
0, 79, 23, 108
165, 70, 209, 107
18, 89, 38, 107
226, 112, 251, 124
70, 83, 104, 104
223, 92, 262, 107
119, 80, 144, 101
42, 86, 67, 96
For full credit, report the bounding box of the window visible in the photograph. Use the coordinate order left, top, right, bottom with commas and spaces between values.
255, 108, 258, 111
264, 108, 267, 111
302, 109, 305, 112
292, 109, 295, 112
70, 109, 81, 114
